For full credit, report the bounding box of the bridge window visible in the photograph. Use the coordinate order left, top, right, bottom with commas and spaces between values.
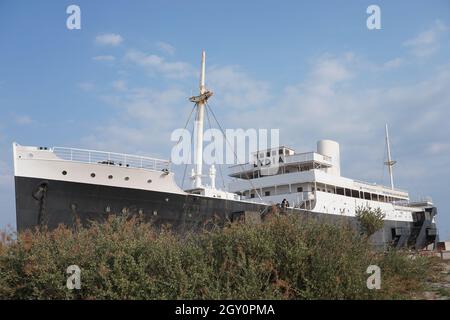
297, 187, 303, 192
265, 191, 271, 196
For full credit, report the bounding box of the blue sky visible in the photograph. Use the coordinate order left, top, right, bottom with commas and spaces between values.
0, 0, 450, 237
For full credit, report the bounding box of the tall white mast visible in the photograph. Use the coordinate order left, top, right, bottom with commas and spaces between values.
189, 50, 213, 188
384, 124, 396, 190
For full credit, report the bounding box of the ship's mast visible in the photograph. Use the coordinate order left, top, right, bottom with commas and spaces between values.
189, 50, 213, 188
384, 124, 396, 190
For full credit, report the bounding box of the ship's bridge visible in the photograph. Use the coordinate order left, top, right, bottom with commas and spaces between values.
228, 146, 333, 179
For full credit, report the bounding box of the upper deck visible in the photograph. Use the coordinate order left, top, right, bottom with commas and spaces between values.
229, 151, 333, 178
13, 144, 171, 172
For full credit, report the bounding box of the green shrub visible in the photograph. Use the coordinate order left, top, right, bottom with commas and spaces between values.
356, 206, 386, 237
0, 214, 438, 299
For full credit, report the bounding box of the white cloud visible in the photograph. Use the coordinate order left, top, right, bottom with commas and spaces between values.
93, 55, 116, 62
95, 33, 124, 46
112, 80, 127, 91
404, 20, 448, 57
124, 49, 194, 79
208, 65, 272, 110
14, 115, 33, 125
83, 87, 188, 155
427, 142, 450, 155
78, 81, 95, 92
156, 41, 175, 55
383, 57, 403, 69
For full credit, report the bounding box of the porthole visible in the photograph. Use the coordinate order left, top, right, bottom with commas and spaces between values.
91, 173, 96, 178
108, 175, 113, 179
124, 177, 130, 181
147, 179, 152, 183
62, 170, 67, 175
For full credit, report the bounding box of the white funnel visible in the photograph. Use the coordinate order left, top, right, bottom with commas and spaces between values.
317, 140, 340, 176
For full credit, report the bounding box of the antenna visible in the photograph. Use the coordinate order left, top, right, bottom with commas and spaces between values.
189, 50, 213, 188
384, 124, 396, 190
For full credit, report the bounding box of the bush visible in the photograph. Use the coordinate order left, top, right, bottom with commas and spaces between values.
0, 214, 438, 299
356, 206, 386, 237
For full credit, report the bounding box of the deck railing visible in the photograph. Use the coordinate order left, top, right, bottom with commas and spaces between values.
52, 147, 170, 172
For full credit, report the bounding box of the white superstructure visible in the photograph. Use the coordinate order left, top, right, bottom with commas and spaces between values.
227, 140, 434, 223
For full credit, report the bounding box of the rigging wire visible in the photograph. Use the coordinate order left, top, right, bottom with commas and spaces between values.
206, 102, 263, 201
174, 103, 197, 147
177, 103, 197, 189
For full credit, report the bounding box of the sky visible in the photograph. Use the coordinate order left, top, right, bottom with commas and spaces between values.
0, 0, 449, 238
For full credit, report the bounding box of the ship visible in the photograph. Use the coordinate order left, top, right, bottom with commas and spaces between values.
13, 51, 438, 249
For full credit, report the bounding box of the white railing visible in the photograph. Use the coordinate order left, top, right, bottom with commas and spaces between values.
228, 152, 332, 176
393, 197, 433, 207
353, 179, 408, 194
52, 147, 170, 172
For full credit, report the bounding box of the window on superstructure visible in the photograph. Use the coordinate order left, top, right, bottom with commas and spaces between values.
297, 187, 303, 192
266, 151, 270, 157
265, 191, 270, 196
250, 193, 255, 198
336, 188, 345, 195
279, 149, 283, 155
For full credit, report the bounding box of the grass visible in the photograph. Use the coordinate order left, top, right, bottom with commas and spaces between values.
0, 214, 442, 300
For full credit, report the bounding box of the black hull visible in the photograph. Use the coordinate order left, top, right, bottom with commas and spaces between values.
14, 176, 438, 249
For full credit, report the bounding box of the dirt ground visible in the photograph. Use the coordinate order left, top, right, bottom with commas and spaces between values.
423, 260, 450, 300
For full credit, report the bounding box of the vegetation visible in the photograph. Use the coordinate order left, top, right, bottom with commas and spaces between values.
0, 214, 440, 300
356, 206, 386, 237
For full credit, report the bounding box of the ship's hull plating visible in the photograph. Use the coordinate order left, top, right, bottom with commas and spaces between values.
15, 176, 437, 248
